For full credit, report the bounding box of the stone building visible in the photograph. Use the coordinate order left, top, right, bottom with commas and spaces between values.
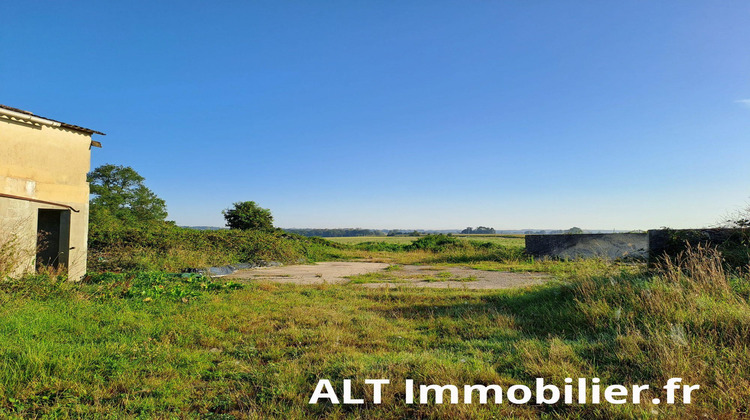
0, 104, 104, 280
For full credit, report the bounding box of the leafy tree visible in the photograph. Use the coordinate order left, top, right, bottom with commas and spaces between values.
88, 164, 167, 222
223, 201, 274, 230
566, 227, 584, 234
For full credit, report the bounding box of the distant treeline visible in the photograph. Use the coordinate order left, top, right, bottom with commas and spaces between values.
283, 228, 387, 237
460, 226, 496, 234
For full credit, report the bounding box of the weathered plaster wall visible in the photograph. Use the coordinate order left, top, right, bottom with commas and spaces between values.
0, 116, 93, 280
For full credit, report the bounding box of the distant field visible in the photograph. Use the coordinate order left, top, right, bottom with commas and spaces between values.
328, 234, 525, 247
327, 236, 417, 245
454, 234, 525, 247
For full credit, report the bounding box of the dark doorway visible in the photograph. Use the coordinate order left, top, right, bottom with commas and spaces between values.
36, 209, 71, 272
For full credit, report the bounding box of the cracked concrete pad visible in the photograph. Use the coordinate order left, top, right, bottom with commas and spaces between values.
226, 261, 551, 290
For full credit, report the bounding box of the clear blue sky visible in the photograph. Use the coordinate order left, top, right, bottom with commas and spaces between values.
2, 1, 749, 230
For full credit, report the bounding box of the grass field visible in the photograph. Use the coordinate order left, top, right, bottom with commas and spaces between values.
1, 246, 749, 418
328, 234, 525, 248
327, 236, 418, 245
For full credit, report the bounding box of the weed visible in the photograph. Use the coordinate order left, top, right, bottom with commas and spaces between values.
422, 274, 478, 283
0, 220, 34, 279
345, 272, 405, 284
80, 271, 243, 302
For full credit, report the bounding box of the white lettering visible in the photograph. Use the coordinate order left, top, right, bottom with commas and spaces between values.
536, 378, 560, 404
604, 385, 628, 404
309, 380, 339, 404
578, 378, 587, 404
343, 379, 364, 404
683, 384, 699, 404
632, 384, 649, 404
564, 378, 573, 404
365, 379, 389, 404
507, 385, 532, 404
664, 378, 682, 404
405, 379, 414, 404
591, 378, 600, 404
464, 384, 503, 404
420, 384, 459, 404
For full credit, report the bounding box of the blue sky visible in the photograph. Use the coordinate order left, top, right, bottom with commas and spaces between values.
2, 1, 749, 230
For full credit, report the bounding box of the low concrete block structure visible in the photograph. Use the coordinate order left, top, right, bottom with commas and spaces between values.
0, 105, 103, 280
648, 228, 750, 265
525, 233, 649, 260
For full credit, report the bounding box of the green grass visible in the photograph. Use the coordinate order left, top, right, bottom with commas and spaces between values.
454, 234, 526, 248
383, 264, 403, 272
327, 236, 420, 245
326, 234, 529, 267
88, 227, 529, 275
1, 247, 749, 418
421, 273, 478, 282
346, 269, 478, 284
87, 217, 346, 273
344, 272, 407, 284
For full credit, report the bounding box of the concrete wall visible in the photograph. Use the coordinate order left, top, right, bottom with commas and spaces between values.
525, 233, 649, 260
0, 116, 94, 280
648, 228, 750, 264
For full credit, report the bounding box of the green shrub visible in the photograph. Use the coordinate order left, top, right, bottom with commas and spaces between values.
654, 228, 750, 269
84, 272, 243, 302
1, 271, 243, 304
88, 219, 342, 273
405, 234, 465, 252
353, 241, 406, 252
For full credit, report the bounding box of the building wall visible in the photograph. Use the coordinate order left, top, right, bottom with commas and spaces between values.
0, 116, 93, 280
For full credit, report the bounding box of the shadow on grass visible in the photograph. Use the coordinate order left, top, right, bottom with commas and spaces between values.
367, 280, 586, 339
362, 271, 670, 385
419, 249, 528, 265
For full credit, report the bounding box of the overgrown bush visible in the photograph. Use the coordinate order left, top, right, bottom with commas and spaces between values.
353, 241, 406, 252
88, 219, 342, 272
653, 228, 750, 269
405, 234, 465, 252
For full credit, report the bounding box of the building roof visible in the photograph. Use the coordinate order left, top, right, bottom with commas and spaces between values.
0, 104, 105, 136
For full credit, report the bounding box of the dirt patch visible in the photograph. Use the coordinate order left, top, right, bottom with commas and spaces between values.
227, 262, 550, 289
226, 262, 390, 285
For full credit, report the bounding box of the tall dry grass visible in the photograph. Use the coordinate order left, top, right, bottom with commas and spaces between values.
568, 244, 750, 417
0, 220, 34, 279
